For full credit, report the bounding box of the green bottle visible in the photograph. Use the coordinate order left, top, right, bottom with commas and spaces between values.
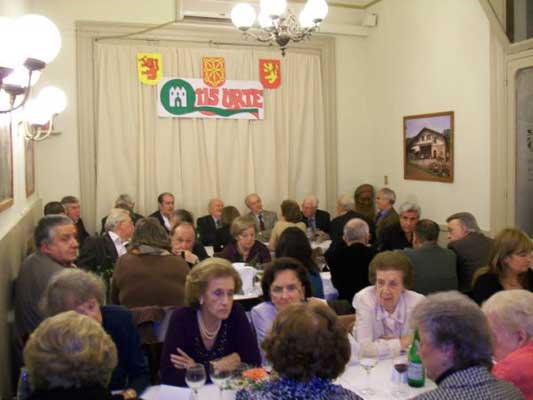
407, 330, 425, 388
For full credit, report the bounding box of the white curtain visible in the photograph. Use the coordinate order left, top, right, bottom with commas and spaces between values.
93, 42, 327, 224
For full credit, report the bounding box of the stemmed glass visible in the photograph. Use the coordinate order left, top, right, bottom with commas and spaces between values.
391, 351, 409, 398
358, 346, 378, 396
209, 360, 231, 400
185, 363, 206, 400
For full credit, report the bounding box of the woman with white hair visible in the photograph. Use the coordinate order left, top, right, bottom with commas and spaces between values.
482, 290, 533, 399
410, 292, 523, 400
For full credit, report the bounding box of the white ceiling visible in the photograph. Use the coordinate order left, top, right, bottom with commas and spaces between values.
205, 0, 379, 9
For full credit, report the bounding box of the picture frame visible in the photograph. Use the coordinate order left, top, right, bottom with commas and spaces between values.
404, 111, 454, 183
0, 124, 14, 212
25, 138, 35, 197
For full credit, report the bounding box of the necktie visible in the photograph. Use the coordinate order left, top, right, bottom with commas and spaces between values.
309, 217, 316, 230
258, 214, 265, 231
215, 219, 221, 228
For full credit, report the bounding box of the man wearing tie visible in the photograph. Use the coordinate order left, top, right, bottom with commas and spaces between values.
244, 193, 277, 242
149, 192, 175, 233
196, 198, 224, 246
301, 195, 331, 233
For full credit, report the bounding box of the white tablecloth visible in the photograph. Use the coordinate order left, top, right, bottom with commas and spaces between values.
141, 361, 435, 400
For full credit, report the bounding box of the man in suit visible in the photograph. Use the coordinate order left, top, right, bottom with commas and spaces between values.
404, 219, 458, 295
376, 201, 420, 251
245, 193, 277, 242
374, 187, 399, 239
170, 222, 208, 268
15, 215, 79, 343
78, 208, 134, 271
61, 195, 89, 247
196, 198, 224, 246
301, 195, 330, 233
100, 193, 143, 234
149, 192, 175, 233
329, 194, 375, 249
446, 212, 494, 293
325, 218, 376, 302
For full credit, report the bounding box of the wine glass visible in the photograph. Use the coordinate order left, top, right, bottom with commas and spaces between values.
209, 360, 231, 400
17, 367, 31, 400
186, 363, 206, 400
358, 346, 378, 396
391, 351, 409, 398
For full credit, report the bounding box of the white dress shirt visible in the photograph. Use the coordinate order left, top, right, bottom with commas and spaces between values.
108, 231, 128, 257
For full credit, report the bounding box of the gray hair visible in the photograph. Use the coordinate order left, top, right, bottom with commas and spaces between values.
40, 269, 106, 317
60, 196, 79, 206
104, 208, 131, 232
337, 194, 355, 212
34, 215, 74, 248
398, 202, 421, 218
377, 187, 396, 205
302, 195, 319, 208
24, 311, 117, 390
343, 218, 369, 242
482, 290, 533, 337
411, 291, 492, 370
446, 212, 480, 232
244, 193, 261, 207
114, 193, 134, 210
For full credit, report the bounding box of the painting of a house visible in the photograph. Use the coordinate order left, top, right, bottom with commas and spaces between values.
404, 111, 453, 182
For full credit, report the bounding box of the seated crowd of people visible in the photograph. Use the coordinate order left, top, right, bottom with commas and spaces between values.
11, 185, 533, 399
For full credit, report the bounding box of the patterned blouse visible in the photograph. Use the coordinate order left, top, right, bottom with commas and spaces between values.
236, 376, 362, 400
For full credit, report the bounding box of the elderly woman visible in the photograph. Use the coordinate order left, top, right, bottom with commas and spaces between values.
410, 292, 524, 400
111, 217, 190, 307
374, 187, 399, 238
237, 303, 361, 400
41, 269, 149, 397
482, 290, 533, 399
275, 227, 325, 298
268, 200, 306, 251
218, 216, 271, 266
160, 258, 261, 386
471, 228, 533, 305
24, 311, 119, 399
352, 251, 424, 358
214, 206, 241, 252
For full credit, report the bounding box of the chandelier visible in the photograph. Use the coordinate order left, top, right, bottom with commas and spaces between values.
0, 14, 67, 141
230, 0, 329, 56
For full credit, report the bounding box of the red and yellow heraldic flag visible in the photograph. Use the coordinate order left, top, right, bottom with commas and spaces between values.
259, 59, 281, 89
137, 53, 163, 85
202, 57, 226, 88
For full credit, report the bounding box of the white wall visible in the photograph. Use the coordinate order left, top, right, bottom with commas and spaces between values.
337, 0, 492, 230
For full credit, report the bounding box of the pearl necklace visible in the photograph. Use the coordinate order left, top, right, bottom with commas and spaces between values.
197, 311, 221, 340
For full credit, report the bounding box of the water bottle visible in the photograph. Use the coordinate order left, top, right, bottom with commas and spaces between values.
407, 330, 425, 388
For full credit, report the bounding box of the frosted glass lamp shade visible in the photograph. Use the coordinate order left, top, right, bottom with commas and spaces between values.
260, 0, 287, 18
3, 68, 41, 87
23, 99, 50, 125
231, 3, 256, 30
299, 9, 315, 28
258, 12, 274, 29
15, 14, 62, 64
306, 0, 329, 22
38, 86, 67, 115
0, 17, 26, 69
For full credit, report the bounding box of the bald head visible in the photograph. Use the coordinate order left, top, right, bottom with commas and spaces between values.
343, 218, 369, 245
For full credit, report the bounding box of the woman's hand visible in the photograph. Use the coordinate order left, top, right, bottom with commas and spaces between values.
170, 347, 196, 370
400, 334, 414, 351
122, 388, 137, 399
212, 352, 241, 372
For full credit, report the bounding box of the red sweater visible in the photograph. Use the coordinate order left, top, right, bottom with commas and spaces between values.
493, 342, 533, 400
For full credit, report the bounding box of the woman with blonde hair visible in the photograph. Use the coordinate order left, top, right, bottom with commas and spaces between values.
471, 227, 533, 305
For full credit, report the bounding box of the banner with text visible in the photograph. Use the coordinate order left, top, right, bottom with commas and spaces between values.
157, 78, 264, 120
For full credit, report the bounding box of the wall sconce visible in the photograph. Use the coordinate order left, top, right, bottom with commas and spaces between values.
0, 14, 62, 116
18, 86, 67, 141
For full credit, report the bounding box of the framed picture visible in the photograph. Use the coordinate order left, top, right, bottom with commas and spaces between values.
25, 138, 35, 197
0, 123, 14, 212
404, 111, 454, 183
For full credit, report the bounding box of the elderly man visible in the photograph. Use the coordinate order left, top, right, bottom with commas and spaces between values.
404, 219, 457, 295
374, 187, 399, 238
376, 202, 420, 251
301, 195, 331, 233
324, 218, 376, 302
329, 194, 375, 249
244, 193, 277, 241
170, 222, 208, 267
61, 195, 89, 246
100, 193, 143, 234
149, 192, 175, 233
14, 215, 78, 343
196, 198, 224, 246
446, 212, 494, 293
78, 208, 134, 271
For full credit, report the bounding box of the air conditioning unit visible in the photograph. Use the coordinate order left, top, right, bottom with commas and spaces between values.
177, 0, 236, 21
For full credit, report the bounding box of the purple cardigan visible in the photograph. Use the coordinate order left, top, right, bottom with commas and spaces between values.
159, 303, 261, 386
218, 241, 271, 266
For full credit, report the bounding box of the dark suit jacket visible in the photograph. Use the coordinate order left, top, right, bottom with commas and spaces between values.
77, 233, 119, 271
324, 242, 376, 302
75, 218, 90, 247
302, 209, 331, 233
196, 215, 219, 246
101, 211, 144, 234
329, 210, 376, 250
375, 207, 399, 239
404, 243, 458, 295
376, 222, 412, 251
149, 211, 170, 233
448, 232, 494, 293
214, 225, 232, 253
